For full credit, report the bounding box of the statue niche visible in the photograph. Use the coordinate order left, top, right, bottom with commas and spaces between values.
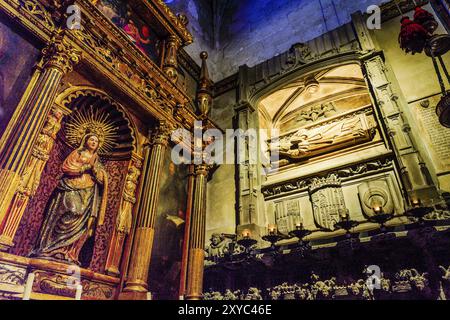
272, 112, 376, 167
30, 107, 119, 265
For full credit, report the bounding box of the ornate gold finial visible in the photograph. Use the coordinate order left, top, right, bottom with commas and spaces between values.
197, 51, 213, 118
163, 35, 181, 83
65, 106, 118, 155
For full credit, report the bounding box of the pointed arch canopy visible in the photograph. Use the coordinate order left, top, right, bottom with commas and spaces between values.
257, 63, 371, 130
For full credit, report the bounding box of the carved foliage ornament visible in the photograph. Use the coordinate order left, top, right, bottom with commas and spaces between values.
32, 270, 114, 299
151, 122, 173, 146
0, 263, 26, 286
70, 26, 175, 113
41, 32, 81, 74
154, 0, 193, 44
19, 0, 56, 32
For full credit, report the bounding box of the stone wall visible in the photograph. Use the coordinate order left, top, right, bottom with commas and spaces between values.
165, 0, 214, 69
168, 0, 389, 81
206, 89, 237, 240
214, 0, 388, 80
372, 3, 450, 192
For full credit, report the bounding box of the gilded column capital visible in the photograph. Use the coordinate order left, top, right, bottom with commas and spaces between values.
194, 163, 211, 177
41, 32, 82, 74
150, 121, 173, 146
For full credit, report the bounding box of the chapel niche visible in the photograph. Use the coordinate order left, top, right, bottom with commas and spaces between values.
12, 90, 137, 273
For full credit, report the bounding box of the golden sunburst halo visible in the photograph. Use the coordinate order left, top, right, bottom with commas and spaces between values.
65, 106, 118, 155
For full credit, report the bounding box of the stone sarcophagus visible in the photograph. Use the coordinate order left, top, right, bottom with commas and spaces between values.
271, 110, 377, 168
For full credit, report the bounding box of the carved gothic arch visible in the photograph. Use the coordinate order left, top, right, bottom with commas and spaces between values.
249, 54, 369, 128
249, 53, 366, 106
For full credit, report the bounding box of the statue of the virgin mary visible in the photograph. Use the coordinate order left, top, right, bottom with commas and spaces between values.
31, 107, 117, 265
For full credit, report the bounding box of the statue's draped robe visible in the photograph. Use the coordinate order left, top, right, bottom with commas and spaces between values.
31, 149, 108, 263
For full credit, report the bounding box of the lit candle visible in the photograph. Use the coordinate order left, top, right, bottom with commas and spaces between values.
242, 229, 251, 238
22, 273, 35, 300
268, 225, 276, 235
373, 206, 382, 214
412, 199, 421, 208
295, 217, 303, 230
147, 292, 153, 300
75, 284, 83, 300
340, 210, 349, 220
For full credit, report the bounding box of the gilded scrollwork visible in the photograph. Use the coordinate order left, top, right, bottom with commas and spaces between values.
71, 26, 175, 114
18, 0, 55, 32
32, 270, 115, 299
153, 0, 193, 44
0, 263, 26, 286
81, 280, 114, 300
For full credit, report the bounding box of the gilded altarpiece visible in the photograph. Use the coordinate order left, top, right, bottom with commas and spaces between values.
0, 0, 218, 301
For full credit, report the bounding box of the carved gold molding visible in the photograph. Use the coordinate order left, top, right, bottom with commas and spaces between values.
41, 30, 82, 74
137, 0, 193, 45
0, 0, 218, 135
